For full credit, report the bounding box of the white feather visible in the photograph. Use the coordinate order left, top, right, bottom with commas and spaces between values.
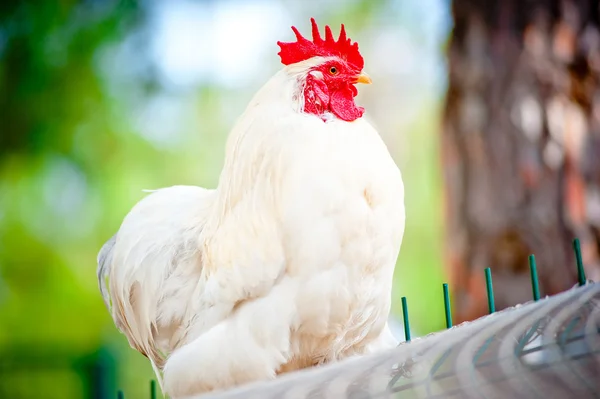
98, 56, 405, 398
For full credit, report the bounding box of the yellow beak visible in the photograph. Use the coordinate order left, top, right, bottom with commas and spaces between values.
354, 72, 372, 84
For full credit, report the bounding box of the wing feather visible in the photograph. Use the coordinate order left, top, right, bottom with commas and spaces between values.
97, 185, 214, 373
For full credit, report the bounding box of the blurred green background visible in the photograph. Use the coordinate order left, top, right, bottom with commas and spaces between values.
0, 0, 451, 397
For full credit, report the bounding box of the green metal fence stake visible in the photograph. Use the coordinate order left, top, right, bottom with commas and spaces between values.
443, 283, 453, 328
401, 297, 411, 342
150, 380, 157, 399
529, 254, 540, 301
117, 391, 124, 399
485, 267, 496, 314
573, 238, 587, 286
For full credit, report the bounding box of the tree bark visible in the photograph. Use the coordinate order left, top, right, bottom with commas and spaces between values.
443, 0, 600, 323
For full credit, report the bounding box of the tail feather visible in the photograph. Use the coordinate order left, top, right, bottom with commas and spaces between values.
97, 234, 117, 312
97, 186, 214, 398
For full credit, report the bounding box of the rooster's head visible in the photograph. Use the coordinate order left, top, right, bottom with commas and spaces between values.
277, 18, 370, 122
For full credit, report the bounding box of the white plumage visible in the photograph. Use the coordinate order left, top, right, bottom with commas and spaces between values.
98, 56, 405, 398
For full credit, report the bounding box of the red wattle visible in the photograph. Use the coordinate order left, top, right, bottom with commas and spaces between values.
330, 89, 364, 121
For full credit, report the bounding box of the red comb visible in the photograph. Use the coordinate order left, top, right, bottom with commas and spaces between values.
277, 18, 364, 71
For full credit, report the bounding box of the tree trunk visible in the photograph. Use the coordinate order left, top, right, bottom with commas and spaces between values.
443, 0, 600, 323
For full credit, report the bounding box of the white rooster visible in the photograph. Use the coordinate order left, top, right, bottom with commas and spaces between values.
97, 18, 405, 398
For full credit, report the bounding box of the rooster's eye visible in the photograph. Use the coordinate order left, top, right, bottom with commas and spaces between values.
329, 66, 338, 75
